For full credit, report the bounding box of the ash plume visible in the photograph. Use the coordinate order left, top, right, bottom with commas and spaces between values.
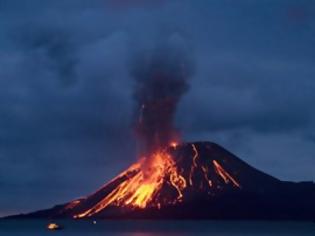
131, 43, 193, 155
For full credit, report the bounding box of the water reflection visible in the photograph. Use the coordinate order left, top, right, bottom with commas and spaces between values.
1, 220, 314, 236
127, 233, 182, 236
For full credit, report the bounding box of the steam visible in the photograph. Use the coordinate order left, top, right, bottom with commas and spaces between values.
131, 40, 193, 155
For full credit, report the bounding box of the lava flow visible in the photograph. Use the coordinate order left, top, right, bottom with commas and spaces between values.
7, 46, 315, 221
69, 47, 241, 218
11, 139, 315, 220
72, 142, 241, 219
73, 146, 185, 218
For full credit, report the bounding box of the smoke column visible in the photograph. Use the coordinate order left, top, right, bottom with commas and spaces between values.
131, 43, 193, 156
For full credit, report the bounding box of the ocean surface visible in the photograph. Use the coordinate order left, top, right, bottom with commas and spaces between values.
0, 220, 314, 236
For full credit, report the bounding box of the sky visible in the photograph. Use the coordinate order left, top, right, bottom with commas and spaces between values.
0, 0, 315, 216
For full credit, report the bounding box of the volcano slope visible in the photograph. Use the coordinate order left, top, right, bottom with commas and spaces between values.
7, 142, 315, 220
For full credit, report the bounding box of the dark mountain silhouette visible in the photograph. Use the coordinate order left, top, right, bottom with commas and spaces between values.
5, 142, 315, 220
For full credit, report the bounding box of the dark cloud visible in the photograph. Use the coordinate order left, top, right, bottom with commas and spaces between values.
179, 55, 315, 133
0, 0, 315, 216
131, 41, 193, 154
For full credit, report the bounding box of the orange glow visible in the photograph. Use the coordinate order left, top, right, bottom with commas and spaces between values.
201, 166, 212, 188
64, 200, 81, 210
47, 223, 60, 230
170, 141, 178, 148
74, 150, 186, 218
213, 160, 240, 188
72, 144, 242, 219
189, 144, 199, 186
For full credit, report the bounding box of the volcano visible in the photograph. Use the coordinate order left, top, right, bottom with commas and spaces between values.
9, 141, 315, 220
5, 48, 315, 220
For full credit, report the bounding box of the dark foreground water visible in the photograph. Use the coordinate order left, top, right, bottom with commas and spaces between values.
0, 220, 314, 236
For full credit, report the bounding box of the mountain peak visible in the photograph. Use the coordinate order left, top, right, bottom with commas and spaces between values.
6, 141, 315, 220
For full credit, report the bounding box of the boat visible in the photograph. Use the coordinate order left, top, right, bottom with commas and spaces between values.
47, 223, 63, 230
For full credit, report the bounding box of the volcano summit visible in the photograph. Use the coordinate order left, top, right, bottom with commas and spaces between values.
5, 47, 315, 220
9, 141, 315, 220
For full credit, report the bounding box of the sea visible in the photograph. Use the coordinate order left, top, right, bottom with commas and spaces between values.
0, 220, 314, 236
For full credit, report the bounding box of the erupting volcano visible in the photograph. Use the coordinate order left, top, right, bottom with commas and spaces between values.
12, 141, 315, 220
71, 142, 242, 219
6, 47, 315, 220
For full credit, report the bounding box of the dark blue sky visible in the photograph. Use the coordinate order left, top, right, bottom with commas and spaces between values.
1, 0, 315, 216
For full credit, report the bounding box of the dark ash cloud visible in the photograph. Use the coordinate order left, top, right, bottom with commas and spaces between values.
131, 42, 193, 154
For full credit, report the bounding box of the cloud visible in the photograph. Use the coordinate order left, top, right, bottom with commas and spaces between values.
0, 0, 315, 216
178, 53, 315, 134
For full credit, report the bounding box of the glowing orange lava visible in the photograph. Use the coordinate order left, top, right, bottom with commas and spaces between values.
213, 160, 240, 188
74, 149, 186, 218
73, 143, 241, 219
170, 141, 178, 148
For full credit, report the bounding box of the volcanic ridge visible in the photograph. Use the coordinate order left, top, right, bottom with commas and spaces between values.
8, 141, 315, 220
